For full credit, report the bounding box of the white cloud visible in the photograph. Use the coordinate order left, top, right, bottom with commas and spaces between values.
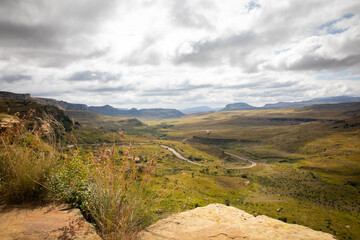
1, 0, 360, 109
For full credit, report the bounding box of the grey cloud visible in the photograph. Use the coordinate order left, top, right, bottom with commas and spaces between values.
218, 80, 297, 90
76, 86, 134, 93
141, 82, 213, 96
85, 47, 111, 59
235, 85, 314, 98
218, 80, 266, 89
31, 90, 72, 97
122, 51, 161, 66
288, 54, 360, 71
0, 21, 59, 48
174, 32, 261, 71
265, 81, 297, 89
121, 36, 162, 66
0, 0, 117, 67
141, 80, 297, 97
2, 47, 110, 68
140, 91, 183, 97
174, 82, 213, 91
140, 80, 298, 98
170, 0, 213, 29
66, 71, 121, 82
0, 74, 32, 83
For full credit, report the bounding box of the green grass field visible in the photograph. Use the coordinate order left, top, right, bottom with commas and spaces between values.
131, 103, 360, 240
3, 100, 359, 239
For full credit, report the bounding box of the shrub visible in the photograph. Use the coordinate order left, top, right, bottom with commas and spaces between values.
48, 150, 90, 210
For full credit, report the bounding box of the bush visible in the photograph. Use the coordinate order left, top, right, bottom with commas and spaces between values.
48, 150, 90, 210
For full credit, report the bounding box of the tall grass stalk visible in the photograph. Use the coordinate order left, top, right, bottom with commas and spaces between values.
86, 142, 158, 239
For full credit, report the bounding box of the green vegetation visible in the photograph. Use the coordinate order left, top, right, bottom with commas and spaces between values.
138, 102, 360, 240
1, 99, 360, 239
0, 111, 161, 239
0, 114, 58, 202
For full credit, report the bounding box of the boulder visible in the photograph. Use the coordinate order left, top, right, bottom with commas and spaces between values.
139, 204, 335, 240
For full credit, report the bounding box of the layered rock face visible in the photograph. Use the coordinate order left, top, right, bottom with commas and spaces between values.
139, 204, 336, 240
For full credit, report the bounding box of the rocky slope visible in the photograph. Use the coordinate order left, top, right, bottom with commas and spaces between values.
139, 204, 335, 240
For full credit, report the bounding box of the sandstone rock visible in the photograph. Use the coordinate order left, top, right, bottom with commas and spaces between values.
0, 203, 101, 240
139, 204, 336, 240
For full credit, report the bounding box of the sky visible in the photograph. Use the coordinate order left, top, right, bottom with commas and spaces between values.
1, 0, 360, 109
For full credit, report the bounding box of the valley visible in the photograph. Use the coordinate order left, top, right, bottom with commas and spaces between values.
1, 96, 360, 240
64, 101, 360, 240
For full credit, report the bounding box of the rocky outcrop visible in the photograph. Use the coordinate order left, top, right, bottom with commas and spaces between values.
0, 91, 31, 101
139, 204, 335, 240
0, 91, 88, 111
221, 102, 258, 111
0, 203, 101, 240
33, 97, 88, 111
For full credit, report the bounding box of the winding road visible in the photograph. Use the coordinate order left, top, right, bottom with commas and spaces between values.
223, 152, 257, 169
161, 145, 257, 169
161, 145, 206, 166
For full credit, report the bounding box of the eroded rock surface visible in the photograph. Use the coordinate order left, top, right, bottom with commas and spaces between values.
139, 204, 336, 240
0, 203, 101, 240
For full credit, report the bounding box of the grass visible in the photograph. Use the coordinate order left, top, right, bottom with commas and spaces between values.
137, 104, 360, 240
0, 112, 162, 239
0, 112, 59, 203
83, 144, 158, 239
1, 101, 360, 239
65, 103, 360, 239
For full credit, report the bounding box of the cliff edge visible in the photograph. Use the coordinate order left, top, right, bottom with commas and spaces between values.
139, 204, 336, 240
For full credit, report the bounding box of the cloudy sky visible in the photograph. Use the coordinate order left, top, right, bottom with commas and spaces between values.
1, 0, 360, 109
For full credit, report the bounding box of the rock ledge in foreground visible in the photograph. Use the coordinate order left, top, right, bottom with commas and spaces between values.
139, 203, 336, 240
0, 203, 101, 240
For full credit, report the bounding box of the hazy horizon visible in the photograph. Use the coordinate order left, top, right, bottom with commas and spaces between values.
1, 0, 360, 109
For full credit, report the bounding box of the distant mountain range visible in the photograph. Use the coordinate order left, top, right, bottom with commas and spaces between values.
1, 91, 360, 117
181, 106, 221, 114
221, 96, 360, 111
0, 91, 184, 119
88, 105, 184, 119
